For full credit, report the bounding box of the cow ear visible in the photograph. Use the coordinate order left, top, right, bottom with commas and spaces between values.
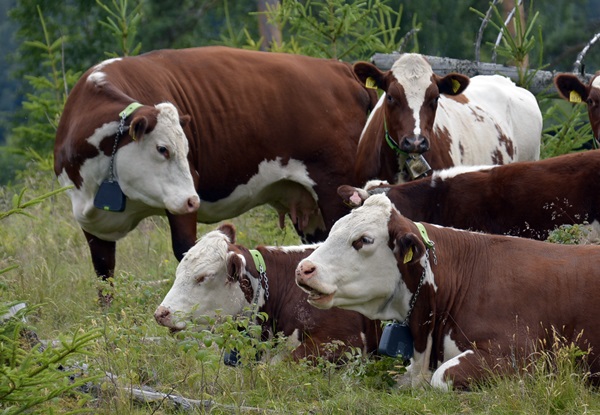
437, 73, 469, 96
554, 73, 589, 103
129, 114, 158, 141
179, 114, 191, 128
338, 185, 368, 208
226, 252, 244, 282
394, 232, 426, 265
353, 62, 386, 90
218, 223, 236, 243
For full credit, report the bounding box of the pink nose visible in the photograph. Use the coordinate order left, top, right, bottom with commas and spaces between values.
296, 260, 317, 285
154, 305, 172, 327
186, 195, 200, 213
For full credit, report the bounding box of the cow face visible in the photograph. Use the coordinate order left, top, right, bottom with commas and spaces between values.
554, 72, 600, 140
295, 194, 426, 321
154, 224, 249, 331
115, 103, 200, 215
354, 54, 469, 155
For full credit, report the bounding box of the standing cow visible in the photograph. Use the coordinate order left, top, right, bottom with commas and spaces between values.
54, 46, 377, 283
154, 224, 381, 362
554, 71, 600, 141
339, 149, 600, 240
353, 53, 542, 185
295, 195, 600, 390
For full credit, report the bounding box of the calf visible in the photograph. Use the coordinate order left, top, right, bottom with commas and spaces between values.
339, 150, 600, 240
554, 72, 600, 140
155, 224, 381, 362
353, 53, 542, 184
296, 194, 600, 390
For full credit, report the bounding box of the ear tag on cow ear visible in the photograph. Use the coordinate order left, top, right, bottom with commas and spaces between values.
403, 247, 413, 264
365, 77, 377, 89
378, 322, 414, 360
94, 181, 126, 212
569, 90, 582, 103
451, 78, 461, 93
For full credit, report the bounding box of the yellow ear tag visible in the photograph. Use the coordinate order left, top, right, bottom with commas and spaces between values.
365, 77, 377, 89
451, 79, 461, 94
403, 247, 413, 264
569, 90, 582, 103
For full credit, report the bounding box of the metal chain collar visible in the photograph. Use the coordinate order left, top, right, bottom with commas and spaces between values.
402, 244, 437, 326
106, 113, 126, 182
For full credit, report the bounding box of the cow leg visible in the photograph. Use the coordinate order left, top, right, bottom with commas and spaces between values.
82, 229, 116, 305
166, 211, 198, 261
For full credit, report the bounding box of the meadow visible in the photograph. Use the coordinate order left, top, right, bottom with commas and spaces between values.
2, 163, 600, 414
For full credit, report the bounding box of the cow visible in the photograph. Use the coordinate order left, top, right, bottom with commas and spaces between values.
154, 223, 382, 362
352, 53, 542, 185
339, 149, 600, 241
295, 194, 600, 390
54, 46, 377, 285
554, 71, 600, 141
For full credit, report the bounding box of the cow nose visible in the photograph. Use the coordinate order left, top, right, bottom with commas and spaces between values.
154, 305, 172, 326
400, 135, 429, 154
296, 260, 317, 284
187, 195, 200, 213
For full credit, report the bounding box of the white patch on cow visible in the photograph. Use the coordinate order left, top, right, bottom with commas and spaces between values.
359, 95, 385, 144
266, 244, 320, 255
391, 54, 434, 136
431, 349, 475, 391
86, 57, 122, 86
592, 76, 600, 90
196, 157, 324, 234
405, 333, 434, 388
157, 229, 249, 329
430, 165, 496, 186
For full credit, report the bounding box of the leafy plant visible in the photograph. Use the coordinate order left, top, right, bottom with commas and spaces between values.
541, 101, 594, 159
96, 0, 143, 57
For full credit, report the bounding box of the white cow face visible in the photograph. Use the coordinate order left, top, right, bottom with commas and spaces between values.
154, 226, 249, 331
116, 103, 199, 215
295, 194, 425, 321
354, 54, 469, 154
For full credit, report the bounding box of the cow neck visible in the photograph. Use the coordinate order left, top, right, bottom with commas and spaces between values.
240, 249, 270, 319
107, 102, 144, 182
401, 222, 436, 326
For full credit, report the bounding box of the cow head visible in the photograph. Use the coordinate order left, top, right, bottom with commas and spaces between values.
354, 54, 469, 156
554, 72, 600, 140
154, 224, 251, 331
113, 102, 199, 215
296, 194, 427, 321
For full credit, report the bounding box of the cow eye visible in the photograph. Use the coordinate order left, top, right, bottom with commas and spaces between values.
352, 235, 374, 250
157, 145, 170, 159
386, 94, 394, 104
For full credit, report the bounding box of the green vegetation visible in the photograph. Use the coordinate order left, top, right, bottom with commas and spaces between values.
2, 0, 600, 412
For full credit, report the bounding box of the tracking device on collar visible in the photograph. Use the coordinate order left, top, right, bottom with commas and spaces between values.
378, 321, 413, 360
94, 180, 126, 212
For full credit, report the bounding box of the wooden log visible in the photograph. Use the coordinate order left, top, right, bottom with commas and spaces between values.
370, 53, 595, 96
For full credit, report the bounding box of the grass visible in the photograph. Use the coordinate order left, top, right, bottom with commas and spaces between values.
2, 168, 600, 414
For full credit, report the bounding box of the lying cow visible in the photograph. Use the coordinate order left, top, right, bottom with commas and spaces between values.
339, 149, 600, 240
54, 46, 377, 284
554, 71, 600, 141
353, 53, 542, 184
154, 223, 381, 362
295, 194, 600, 390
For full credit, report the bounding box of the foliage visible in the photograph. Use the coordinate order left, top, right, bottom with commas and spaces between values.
546, 223, 592, 245
96, 0, 142, 57
245, 0, 418, 60
540, 101, 594, 159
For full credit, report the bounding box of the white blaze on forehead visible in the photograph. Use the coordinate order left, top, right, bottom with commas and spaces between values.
391, 54, 434, 136
159, 229, 248, 322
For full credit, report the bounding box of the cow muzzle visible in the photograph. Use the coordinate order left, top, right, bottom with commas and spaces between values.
295, 260, 336, 308
168, 194, 200, 215
154, 305, 187, 332
400, 135, 429, 154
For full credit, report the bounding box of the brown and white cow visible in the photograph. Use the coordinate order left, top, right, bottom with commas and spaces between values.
55, 46, 377, 284
339, 149, 600, 240
154, 223, 381, 362
554, 72, 600, 141
295, 194, 600, 390
353, 53, 542, 185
